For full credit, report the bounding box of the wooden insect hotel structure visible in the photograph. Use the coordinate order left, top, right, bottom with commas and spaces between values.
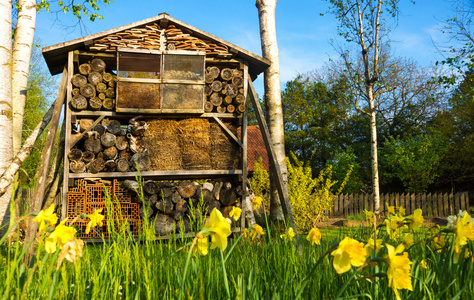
41, 13, 298, 239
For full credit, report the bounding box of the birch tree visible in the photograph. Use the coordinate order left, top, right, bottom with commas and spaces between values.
256, 0, 288, 221
325, 0, 403, 214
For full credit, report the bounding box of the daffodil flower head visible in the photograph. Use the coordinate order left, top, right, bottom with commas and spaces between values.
249, 224, 265, 240
200, 208, 232, 251
33, 204, 58, 233
454, 212, 474, 263
193, 237, 209, 256
252, 196, 263, 210
419, 259, 428, 270
398, 206, 406, 216
86, 208, 105, 234
407, 209, 424, 231
280, 227, 295, 241
306, 228, 321, 245
364, 209, 374, 225
45, 219, 77, 254
387, 203, 395, 215
229, 206, 242, 221
384, 243, 413, 300
384, 214, 405, 239
402, 233, 414, 248
331, 237, 367, 274
365, 237, 383, 258
431, 235, 445, 252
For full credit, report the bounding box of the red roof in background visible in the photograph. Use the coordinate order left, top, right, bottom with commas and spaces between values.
238, 126, 269, 172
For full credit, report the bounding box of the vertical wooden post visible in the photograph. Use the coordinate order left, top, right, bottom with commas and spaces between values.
246, 78, 296, 230
421, 193, 427, 216
62, 51, 74, 220
240, 109, 248, 231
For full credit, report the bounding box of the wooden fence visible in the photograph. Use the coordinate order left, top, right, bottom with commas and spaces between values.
330, 192, 471, 217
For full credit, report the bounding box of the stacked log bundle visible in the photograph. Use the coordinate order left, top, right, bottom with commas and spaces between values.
120, 179, 243, 236
204, 65, 245, 115
71, 58, 117, 111
69, 117, 150, 173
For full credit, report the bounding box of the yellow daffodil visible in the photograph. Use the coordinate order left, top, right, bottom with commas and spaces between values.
280, 227, 295, 241
365, 237, 383, 258
364, 209, 374, 225
402, 233, 414, 248
331, 237, 367, 274
33, 204, 58, 233
387, 203, 395, 215
45, 219, 77, 254
398, 206, 406, 216
252, 196, 263, 210
419, 260, 428, 270
56, 238, 84, 269
431, 235, 445, 252
384, 243, 413, 300
86, 208, 105, 234
194, 237, 209, 256
229, 206, 242, 221
384, 214, 405, 239
241, 228, 249, 238
200, 208, 232, 251
249, 224, 265, 240
306, 228, 322, 245
407, 209, 424, 231
454, 212, 474, 263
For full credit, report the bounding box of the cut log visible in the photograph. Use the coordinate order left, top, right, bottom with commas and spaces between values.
177, 181, 198, 198
96, 82, 107, 93
156, 198, 173, 214
79, 119, 94, 133
102, 72, 114, 82
195, 188, 212, 203
175, 199, 189, 213
207, 200, 221, 214
236, 104, 246, 113
169, 191, 182, 204
101, 132, 117, 148
80, 83, 96, 98
119, 149, 133, 161
104, 160, 117, 172
89, 157, 105, 173
83, 151, 95, 163
67, 148, 83, 161
107, 120, 122, 135
210, 93, 222, 106
69, 160, 86, 173
71, 74, 87, 88
108, 79, 116, 88
226, 104, 235, 113
204, 101, 213, 113
220, 68, 233, 81
223, 95, 233, 105
202, 182, 214, 192
211, 80, 222, 92
205, 73, 214, 84
213, 181, 223, 201
78, 63, 91, 75
154, 214, 175, 235
115, 135, 129, 151
140, 206, 154, 219
208, 66, 220, 79
102, 98, 115, 110
144, 180, 158, 195
130, 119, 148, 136
232, 69, 243, 77
144, 194, 158, 206
71, 95, 88, 110
88, 71, 103, 86
91, 58, 106, 72
177, 217, 191, 233
223, 182, 232, 190
204, 84, 212, 96
216, 106, 226, 113
92, 124, 106, 136
130, 152, 151, 171
232, 76, 244, 87
84, 137, 102, 154
171, 210, 184, 221
116, 158, 130, 172
220, 189, 238, 206
106, 87, 115, 98
234, 94, 245, 104
123, 179, 139, 192
159, 187, 174, 198
72, 88, 80, 96
103, 146, 118, 160
89, 97, 102, 111
225, 84, 238, 98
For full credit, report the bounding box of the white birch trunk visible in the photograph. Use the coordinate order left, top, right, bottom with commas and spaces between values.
367, 87, 381, 214
256, 0, 287, 221
12, 0, 37, 155
0, 0, 13, 236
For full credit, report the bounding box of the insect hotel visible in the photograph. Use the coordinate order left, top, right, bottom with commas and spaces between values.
42, 13, 276, 239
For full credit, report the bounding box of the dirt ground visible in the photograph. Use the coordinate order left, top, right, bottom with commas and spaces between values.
313, 217, 449, 229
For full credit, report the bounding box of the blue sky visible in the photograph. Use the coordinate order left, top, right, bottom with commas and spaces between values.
35, 0, 457, 94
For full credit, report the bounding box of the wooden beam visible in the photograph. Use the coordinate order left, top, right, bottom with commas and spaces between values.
212, 116, 243, 148
246, 78, 296, 230
70, 115, 105, 149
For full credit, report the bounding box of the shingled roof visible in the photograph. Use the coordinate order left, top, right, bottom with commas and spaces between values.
239, 126, 269, 172
42, 12, 270, 79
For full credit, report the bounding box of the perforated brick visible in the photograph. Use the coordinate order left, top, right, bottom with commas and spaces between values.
66, 192, 86, 218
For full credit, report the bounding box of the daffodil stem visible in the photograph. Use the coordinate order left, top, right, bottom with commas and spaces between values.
333, 269, 357, 299
178, 238, 196, 300
220, 249, 231, 299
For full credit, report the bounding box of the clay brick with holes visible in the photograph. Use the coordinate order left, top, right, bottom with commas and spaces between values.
67, 192, 86, 218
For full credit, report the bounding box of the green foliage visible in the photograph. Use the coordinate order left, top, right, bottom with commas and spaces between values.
381, 132, 448, 193
37, 0, 112, 22
326, 146, 364, 194
287, 152, 349, 232
249, 157, 269, 198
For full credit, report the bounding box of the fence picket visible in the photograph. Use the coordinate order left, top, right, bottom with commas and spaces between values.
421, 193, 427, 216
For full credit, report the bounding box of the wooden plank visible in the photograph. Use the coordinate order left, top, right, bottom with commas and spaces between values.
368, 193, 374, 212
411, 193, 416, 215
240, 110, 248, 230
421, 193, 427, 216
348, 194, 353, 216
334, 192, 339, 217
395, 193, 400, 211
339, 194, 344, 216
354, 194, 359, 215
466, 192, 470, 212
247, 78, 296, 230
443, 193, 449, 217
70, 116, 105, 148
401, 194, 407, 215
438, 193, 444, 217
449, 193, 455, 215
460, 192, 465, 211
70, 170, 243, 180
212, 116, 243, 148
